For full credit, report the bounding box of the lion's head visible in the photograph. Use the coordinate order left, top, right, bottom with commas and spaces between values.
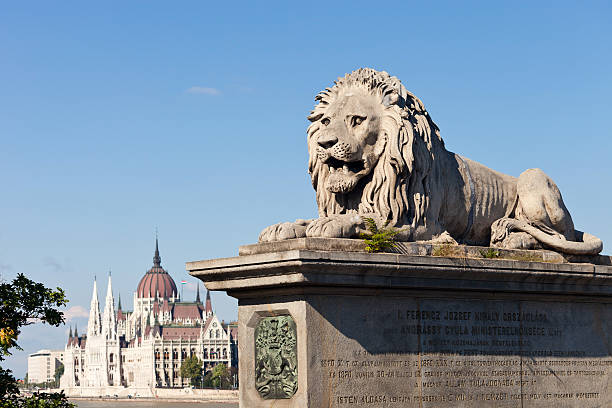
307, 68, 446, 230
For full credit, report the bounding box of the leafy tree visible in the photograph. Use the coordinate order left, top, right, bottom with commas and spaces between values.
202, 371, 213, 388
179, 355, 202, 386
54, 364, 64, 387
211, 363, 232, 389
0, 368, 18, 397
360, 217, 401, 253
0, 273, 73, 407
229, 366, 238, 388
0, 391, 73, 408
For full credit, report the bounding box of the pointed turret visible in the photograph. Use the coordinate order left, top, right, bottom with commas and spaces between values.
196, 283, 201, 303
102, 273, 117, 340
73, 325, 79, 347
153, 237, 161, 268
87, 278, 102, 337
67, 326, 73, 346
117, 293, 125, 321
205, 289, 213, 316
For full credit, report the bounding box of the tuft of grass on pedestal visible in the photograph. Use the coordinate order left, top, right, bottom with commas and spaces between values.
360, 217, 400, 253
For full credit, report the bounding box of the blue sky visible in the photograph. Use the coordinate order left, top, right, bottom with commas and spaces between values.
1, 1, 610, 377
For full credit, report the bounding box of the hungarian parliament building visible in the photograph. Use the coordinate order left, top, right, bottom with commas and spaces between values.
60, 240, 237, 393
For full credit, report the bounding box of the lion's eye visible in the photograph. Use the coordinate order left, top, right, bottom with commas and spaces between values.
321, 118, 330, 126
351, 116, 366, 127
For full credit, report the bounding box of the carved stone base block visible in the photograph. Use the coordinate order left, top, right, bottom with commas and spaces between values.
187, 238, 612, 408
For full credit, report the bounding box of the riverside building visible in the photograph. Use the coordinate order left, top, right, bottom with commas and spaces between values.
27, 349, 64, 384
60, 239, 236, 394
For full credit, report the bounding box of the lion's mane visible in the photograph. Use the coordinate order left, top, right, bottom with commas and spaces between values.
306, 68, 447, 233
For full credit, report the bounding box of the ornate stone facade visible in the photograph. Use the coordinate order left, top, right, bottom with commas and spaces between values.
60, 239, 237, 393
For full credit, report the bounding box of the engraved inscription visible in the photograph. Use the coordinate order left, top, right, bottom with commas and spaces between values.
311, 297, 612, 406
255, 315, 298, 399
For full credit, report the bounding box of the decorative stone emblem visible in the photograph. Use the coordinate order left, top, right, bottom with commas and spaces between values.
254, 315, 298, 399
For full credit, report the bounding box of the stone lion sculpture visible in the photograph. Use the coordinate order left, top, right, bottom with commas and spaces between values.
259, 68, 603, 255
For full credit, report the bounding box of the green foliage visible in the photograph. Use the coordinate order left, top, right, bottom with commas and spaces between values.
359, 218, 400, 253
0, 368, 18, 397
0, 391, 75, 408
202, 371, 213, 388
53, 364, 64, 387
0, 273, 68, 399
211, 363, 232, 389
479, 248, 500, 259
180, 355, 203, 386
0, 274, 68, 357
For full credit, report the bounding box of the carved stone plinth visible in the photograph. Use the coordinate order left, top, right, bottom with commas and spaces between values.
187, 238, 612, 408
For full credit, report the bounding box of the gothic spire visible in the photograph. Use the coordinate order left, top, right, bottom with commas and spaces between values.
196, 282, 201, 303
87, 278, 101, 337
68, 326, 73, 338
205, 289, 212, 316
74, 325, 78, 338
117, 294, 122, 310
153, 237, 161, 268
102, 273, 117, 340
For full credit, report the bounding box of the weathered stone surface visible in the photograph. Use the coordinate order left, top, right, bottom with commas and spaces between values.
188, 241, 612, 407
258, 68, 603, 255
302, 293, 612, 407
239, 238, 612, 265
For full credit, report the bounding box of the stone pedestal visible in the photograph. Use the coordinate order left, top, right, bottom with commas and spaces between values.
187, 238, 612, 408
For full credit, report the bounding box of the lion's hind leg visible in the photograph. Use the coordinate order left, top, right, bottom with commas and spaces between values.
490, 169, 603, 255
490, 218, 541, 250
514, 168, 575, 241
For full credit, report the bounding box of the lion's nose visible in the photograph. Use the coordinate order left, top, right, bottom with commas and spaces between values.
317, 133, 338, 149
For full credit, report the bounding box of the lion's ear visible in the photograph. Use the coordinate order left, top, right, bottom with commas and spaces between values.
383, 91, 399, 107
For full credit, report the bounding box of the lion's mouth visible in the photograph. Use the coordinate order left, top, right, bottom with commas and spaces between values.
325, 157, 365, 175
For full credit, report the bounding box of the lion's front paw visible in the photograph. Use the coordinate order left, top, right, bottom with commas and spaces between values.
258, 221, 308, 243
305, 215, 364, 239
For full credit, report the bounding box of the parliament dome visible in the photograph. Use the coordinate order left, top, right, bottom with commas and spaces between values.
136, 239, 177, 299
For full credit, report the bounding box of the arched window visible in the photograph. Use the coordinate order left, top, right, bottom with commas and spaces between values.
109, 353, 114, 363
216, 329, 220, 338
203, 348, 208, 359
223, 348, 227, 359
216, 348, 220, 359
